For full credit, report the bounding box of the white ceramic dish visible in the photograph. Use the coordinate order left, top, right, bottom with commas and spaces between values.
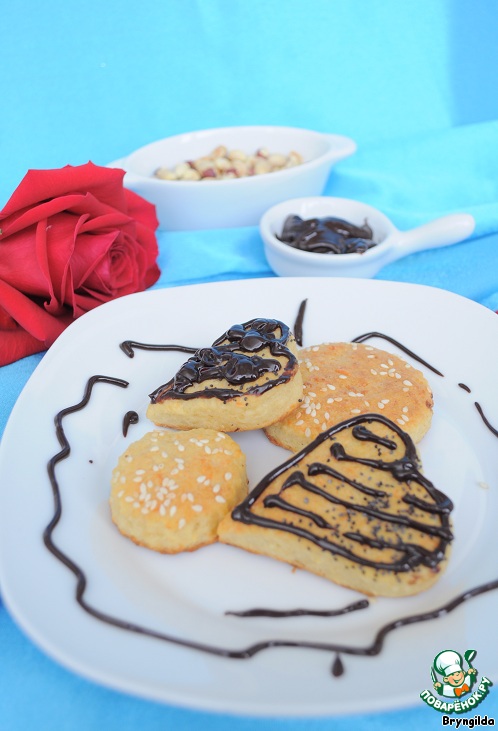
0, 278, 497, 717
108, 127, 356, 231
260, 197, 475, 277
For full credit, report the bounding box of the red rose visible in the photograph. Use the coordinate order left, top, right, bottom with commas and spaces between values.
0, 162, 160, 366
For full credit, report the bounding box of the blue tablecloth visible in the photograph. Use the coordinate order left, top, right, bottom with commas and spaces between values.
1, 1, 498, 729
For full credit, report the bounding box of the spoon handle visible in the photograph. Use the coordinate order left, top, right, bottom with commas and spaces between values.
390, 213, 475, 258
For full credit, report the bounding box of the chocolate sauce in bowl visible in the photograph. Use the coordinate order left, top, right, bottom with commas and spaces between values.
41, 302, 498, 680
278, 215, 377, 255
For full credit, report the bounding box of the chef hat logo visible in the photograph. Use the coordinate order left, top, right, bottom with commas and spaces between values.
434, 650, 464, 677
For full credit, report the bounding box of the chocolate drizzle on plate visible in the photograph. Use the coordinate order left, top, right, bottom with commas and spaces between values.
122, 410, 139, 437
474, 402, 498, 438
120, 341, 198, 358
293, 298, 307, 347
226, 598, 369, 618
148, 318, 297, 404
352, 331, 444, 377
42, 303, 498, 680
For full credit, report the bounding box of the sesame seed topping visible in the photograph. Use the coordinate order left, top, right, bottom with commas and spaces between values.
225, 472, 232, 481
215, 495, 226, 503
178, 518, 186, 529
192, 505, 203, 512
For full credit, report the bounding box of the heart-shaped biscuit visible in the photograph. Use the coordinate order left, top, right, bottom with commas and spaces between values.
218, 413, 453, 597
147, 318, 303, 432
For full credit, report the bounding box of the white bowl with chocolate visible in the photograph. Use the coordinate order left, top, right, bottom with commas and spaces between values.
108, 127, 357, 231
260, 196, 475, 278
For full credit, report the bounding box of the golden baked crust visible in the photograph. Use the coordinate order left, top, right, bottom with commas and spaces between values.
110, 428, 248, 553
265, 341, 433, 452
218, 414, 452, 597
146, 318, 303, 432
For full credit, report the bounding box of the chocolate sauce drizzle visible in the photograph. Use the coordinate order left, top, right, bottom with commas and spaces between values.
232, 414, 453, 573
148, 318, 297, 404
120, 341, 197, 358
44, 391, 498, 675
474, 402, 498, 438
352, 331, 444, 377
122, 410, 139, 437
226, 598, 369, 618
41, 303, 498, 681
293, 298, 307, 347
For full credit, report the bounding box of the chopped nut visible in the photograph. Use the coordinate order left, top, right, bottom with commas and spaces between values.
153, 146, 304, 181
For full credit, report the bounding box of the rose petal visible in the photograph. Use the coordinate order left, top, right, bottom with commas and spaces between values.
0, 163, 128, 220
0, 328, 48, 367
0, 279, 70, 343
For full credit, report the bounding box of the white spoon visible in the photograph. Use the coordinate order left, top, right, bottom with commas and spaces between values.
260, 197, 475, 278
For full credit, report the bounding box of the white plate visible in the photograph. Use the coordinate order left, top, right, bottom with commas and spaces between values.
1, 277, 498, 717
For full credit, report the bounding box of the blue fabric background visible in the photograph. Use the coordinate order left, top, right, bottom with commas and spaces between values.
1, 1, 498, 729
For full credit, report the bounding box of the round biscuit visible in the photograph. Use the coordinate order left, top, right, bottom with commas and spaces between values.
110, 428, 248, 553
265, 341, 433, 452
